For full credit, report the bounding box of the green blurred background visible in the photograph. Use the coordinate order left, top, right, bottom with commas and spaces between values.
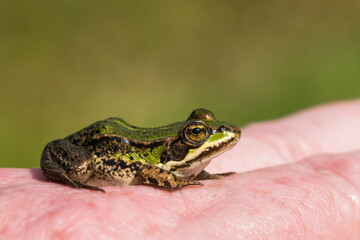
1, 1, 360, 168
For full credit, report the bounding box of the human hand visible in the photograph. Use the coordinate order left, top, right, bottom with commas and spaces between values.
1, 100, 360, 239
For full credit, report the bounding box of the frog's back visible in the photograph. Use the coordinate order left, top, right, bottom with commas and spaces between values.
65, 117, 182, 145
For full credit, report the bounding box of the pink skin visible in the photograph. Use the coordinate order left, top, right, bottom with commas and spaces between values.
1, 100, 360, 239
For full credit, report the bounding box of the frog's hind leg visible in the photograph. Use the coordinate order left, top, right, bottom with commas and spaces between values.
194, 170, 236, 180
40, 139, 105, 193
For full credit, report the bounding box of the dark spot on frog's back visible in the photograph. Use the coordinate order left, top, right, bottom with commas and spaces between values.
105, 159, 116, 166
130, 161, 142, 170
117, 159, 130, 170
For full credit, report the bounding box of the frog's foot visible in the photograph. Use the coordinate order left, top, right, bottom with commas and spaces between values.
194, 170, 236, 180
136, 165, 203, 191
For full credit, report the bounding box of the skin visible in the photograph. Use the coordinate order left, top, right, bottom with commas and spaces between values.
1, 99, 360, 239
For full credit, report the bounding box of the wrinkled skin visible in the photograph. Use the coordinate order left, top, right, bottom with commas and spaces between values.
1, 100, 360, 239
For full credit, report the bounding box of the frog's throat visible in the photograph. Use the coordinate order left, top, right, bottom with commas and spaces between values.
159, 132, 240, 178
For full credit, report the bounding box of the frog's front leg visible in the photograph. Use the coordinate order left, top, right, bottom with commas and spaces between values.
136, 165, 203, 190
194, 170, 236, 180
40, 139, 105, 192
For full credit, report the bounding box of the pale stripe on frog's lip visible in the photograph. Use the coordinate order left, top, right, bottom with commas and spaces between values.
159, 130, 240, 178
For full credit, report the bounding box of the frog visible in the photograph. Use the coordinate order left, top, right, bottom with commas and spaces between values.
40, 108, 241, 192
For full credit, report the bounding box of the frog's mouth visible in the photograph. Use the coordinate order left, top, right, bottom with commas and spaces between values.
159, 130, 240, 178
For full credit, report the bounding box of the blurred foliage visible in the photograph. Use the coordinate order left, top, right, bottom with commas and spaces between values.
1, 0, 360, 167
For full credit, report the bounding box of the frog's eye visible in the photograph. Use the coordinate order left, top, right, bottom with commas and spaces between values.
183, 122, 209, 145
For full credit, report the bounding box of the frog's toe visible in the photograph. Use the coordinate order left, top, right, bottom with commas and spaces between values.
194, 170, 236, 180
216, 171, 236, 177
73, 181, 106, 193
187, 181, 204, 187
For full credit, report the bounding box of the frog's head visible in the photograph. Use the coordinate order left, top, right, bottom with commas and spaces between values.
160, 108, 241, 178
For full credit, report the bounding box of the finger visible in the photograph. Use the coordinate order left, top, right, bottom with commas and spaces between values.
208, 99, 360, 173
171, 150, 360, 239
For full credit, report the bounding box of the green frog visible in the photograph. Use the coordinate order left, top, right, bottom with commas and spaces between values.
40, 108, 241, 192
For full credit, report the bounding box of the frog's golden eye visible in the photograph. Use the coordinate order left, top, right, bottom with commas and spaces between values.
183, 122, 209, 145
